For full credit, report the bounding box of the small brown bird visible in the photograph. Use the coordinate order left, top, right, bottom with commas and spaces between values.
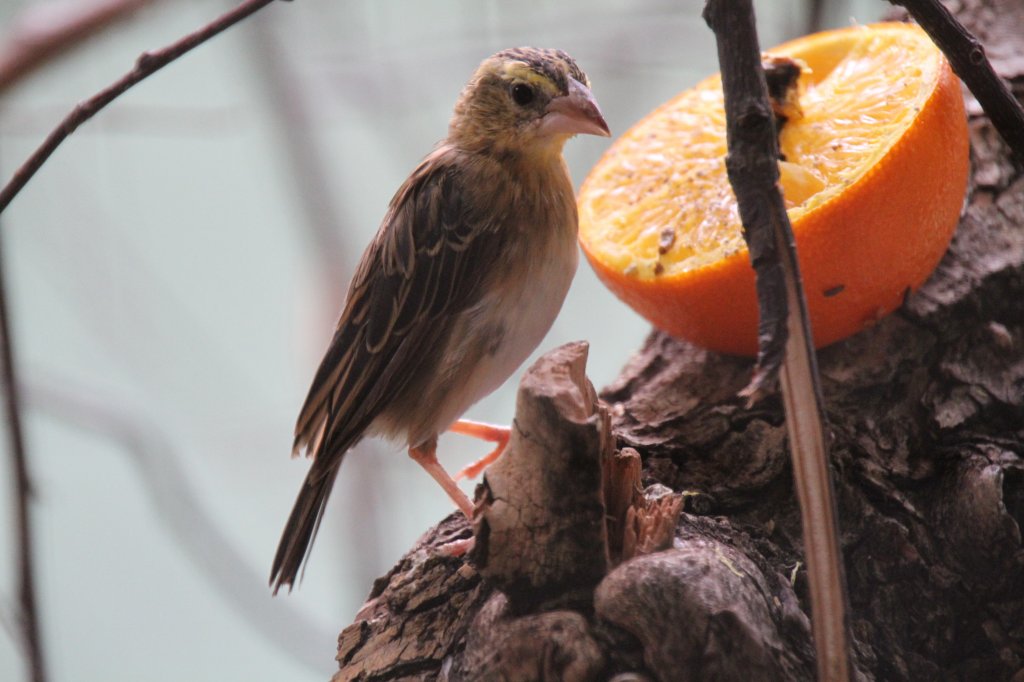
271, 47, 609, 592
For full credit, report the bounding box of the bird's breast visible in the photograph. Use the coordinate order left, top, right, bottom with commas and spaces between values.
428, 215, 579, 436
484, 229, 579, 366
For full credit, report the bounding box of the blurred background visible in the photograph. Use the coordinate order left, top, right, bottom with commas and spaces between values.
0, 0, 879, 679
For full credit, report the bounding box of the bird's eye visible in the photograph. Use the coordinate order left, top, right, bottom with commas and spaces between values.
511, 83, 535, 106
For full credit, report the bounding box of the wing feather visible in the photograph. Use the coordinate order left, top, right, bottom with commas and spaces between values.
294, 148, 508, 474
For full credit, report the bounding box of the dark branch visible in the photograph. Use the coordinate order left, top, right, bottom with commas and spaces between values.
471, 341, 611, 614
0, 225, 46, 682
0, 0, 281, 215
702, 2, 789, 395
888, 0, 1024, 162
702, 1, 850, 680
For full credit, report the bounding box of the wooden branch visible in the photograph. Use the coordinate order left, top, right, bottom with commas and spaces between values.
472, 341, 612, 612
702, 2, 850, 680
340, 342, 615, 680
888, 0, 1024, 163
460, 595, 605, 680
596, 543, 796, 679
0, 229, 45, 682
605, 447, 683, 562
0, 0, 281, 215
0, 0, 156, 92
340, 343, 816, 679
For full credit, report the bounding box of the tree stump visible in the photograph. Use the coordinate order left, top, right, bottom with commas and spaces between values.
333, 1, 1024, 678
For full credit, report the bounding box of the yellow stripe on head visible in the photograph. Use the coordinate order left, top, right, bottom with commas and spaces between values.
501, 61, 561, 97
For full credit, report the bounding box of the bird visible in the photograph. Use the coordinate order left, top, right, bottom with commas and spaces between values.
271, 47, 609, 593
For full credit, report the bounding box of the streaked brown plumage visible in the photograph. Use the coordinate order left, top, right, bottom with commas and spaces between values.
271, 47, 609, 593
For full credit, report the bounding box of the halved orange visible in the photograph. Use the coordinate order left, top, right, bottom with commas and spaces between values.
578, 23, 969, 356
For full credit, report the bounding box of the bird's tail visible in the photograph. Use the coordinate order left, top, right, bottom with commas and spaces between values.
270, 464, 340, 594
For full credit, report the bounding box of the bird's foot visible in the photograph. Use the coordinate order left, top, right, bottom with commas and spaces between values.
438, 536, 475, 557
449, 419, 511, 480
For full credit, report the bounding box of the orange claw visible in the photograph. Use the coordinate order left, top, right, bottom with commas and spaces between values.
439, 537, 475, 556
449, 419, 511, 481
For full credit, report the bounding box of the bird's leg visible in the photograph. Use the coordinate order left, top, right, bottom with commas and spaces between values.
449, 419, 512, 481
408, 440, 475, 518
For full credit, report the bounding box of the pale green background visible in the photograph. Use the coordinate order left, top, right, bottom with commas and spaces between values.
0, 0, 877, 679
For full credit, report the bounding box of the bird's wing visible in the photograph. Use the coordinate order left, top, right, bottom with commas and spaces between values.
293, 148, 508, 474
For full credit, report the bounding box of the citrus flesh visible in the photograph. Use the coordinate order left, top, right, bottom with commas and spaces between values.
578, 23, 969, 356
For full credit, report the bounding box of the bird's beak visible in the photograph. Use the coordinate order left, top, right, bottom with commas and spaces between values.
540, 78, 611, 138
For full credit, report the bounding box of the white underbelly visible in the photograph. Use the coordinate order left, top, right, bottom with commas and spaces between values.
434, 244, 578, 432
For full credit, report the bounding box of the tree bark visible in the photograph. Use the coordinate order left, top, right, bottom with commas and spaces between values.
333, 1, 1024, 679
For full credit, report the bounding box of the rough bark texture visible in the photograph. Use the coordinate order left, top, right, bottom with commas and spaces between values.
472, 341, 613, 615
334, 1, 1024, 679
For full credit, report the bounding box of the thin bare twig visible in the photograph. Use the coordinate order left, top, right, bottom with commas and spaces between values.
0, 225, 46, 682
0, 0, 156, 92
0, 0, 281, 215
703, 1, 851, 680
888, 0, 1024, 162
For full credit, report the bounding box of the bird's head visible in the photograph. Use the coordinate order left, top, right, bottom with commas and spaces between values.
449, 47, 610, 158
